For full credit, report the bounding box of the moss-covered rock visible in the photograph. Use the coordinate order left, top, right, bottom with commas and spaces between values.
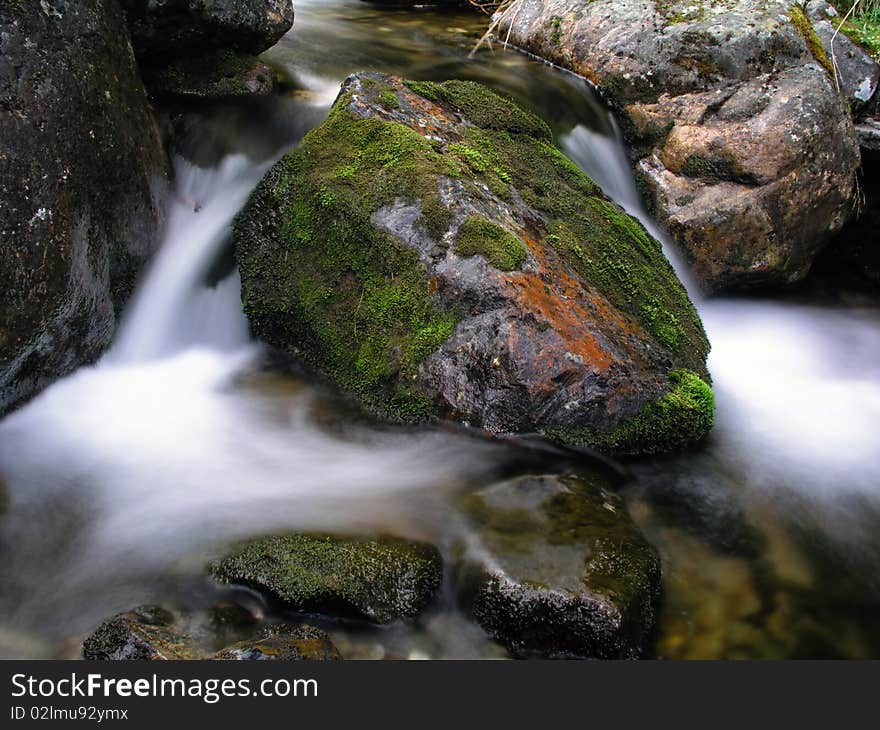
234, 72, 712, 455
0, 0, 169, 415
211, 533, 443, 624
455, 473, 662, 658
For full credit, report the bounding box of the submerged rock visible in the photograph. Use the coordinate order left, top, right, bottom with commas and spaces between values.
234, 73, 713, 455
211, 533, 443, 623
214, 625, 342, 660
0, 0, 168, 415
456, 474, 662, 658
119, 0, 294, 61
83, 606, 200, 660
496, 0, 862, 292
83, 606, 341, 660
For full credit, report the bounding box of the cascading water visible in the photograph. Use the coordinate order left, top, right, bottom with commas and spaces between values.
562, 128, 880, 499
0, 132, 498, 653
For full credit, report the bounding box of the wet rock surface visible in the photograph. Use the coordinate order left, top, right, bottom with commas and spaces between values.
213, 625, 342, 660
0, 0, 168, 415
83, 606, 341, 660
83, 606, 200, 660
497, 0, 863, 293
120, 1, 293, 101
455, 473, 662, 658
211, 533, 444, 623
235, 73, 713, 455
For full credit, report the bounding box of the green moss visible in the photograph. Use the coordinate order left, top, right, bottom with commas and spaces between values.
211, 534, 442, 623
790, 5, 835, 77
236, 84, 457, 421
542, 369, 715, 456
410, 79, 553, 139
378, 90, 400, 109
455, 216, 528, 271
402, 80, 441, 101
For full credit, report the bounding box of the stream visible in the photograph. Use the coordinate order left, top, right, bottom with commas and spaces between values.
0, 0, 878, 659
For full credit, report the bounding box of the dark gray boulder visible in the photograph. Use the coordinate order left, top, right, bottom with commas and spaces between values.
119, 0, 294, 61
456, 473, 662, 658
0, 0, 169, 415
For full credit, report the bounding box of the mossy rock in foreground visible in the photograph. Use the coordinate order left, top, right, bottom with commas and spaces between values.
455, 473, 662, 658
234, 72, 713, 455
211, 534, 443, 624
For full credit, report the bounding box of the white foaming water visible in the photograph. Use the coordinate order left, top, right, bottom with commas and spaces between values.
0, 154, 492, 597
110, 155, 260, 362
562, 126, 880, 498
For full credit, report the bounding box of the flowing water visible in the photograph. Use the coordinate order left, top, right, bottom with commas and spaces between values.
0, 0, 878, 659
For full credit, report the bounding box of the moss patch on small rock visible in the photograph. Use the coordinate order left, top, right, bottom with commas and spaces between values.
211, 533, 443, 624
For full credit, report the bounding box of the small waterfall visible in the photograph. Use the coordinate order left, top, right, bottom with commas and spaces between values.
109, 155, 264, 362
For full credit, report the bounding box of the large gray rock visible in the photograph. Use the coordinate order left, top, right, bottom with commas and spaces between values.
120, 0, 294, 60
456, 473, 662, 658
496, 0, 862, 292
0, 0, 168, 415
234, 73, 714, 456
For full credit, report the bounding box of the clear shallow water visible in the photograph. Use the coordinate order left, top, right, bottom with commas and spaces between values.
0, 0, 878, 659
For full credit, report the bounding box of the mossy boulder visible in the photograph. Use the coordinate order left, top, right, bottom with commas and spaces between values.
234, 72, 712, 455
497, 0, 862, 292
0, 0, 168, 415
455, 473, 662, 658
211, 533, 443, 623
